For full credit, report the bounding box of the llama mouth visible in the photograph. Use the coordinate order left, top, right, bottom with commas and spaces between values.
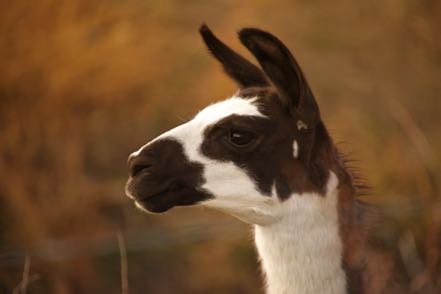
138, 189, 170, 202
134, 188, 184, 213
133, 185, 213, 213
125, 175, 172, 201
127, 183, 172, 206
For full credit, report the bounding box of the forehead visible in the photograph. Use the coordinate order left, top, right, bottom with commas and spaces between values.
193, 96, 265, 125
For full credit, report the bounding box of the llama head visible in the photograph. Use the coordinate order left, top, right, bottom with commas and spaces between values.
125, 25, 334, 225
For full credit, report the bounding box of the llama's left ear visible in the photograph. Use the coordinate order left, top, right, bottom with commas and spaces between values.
239, 28, 320, 125
199, 24, 269, 89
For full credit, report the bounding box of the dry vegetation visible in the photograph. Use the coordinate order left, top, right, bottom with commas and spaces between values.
1, 0, 440, 293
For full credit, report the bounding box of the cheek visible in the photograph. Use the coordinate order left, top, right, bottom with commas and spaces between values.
201, 160, 262, 198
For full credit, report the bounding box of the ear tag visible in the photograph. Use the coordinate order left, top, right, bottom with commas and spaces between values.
297, 120, 308, 131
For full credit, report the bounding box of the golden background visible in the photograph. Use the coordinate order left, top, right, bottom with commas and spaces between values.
1, 0, 440, 293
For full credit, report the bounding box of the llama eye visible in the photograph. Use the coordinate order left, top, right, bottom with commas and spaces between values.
229, 130, 255, 147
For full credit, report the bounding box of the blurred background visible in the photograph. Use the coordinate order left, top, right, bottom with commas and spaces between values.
1, 0, 440, 293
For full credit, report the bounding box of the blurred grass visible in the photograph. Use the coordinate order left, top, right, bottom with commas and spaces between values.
0, 0, 440, 293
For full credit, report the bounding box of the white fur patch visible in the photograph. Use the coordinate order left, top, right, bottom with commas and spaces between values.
293, 140, 299, 158
254, 172, 346, 294
194, 96, 264, 123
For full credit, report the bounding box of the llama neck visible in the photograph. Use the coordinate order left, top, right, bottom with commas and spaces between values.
254, 172, 346, 294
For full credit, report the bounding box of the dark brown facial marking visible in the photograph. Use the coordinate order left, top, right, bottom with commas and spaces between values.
126, 139, 212, 213
199, 94, 327, 200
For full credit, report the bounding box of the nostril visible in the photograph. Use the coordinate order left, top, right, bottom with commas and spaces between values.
131, 163, 153, 177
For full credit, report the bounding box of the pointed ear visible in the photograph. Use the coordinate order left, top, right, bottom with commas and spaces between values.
239, 28, 319, 124
199, 24, 269, 89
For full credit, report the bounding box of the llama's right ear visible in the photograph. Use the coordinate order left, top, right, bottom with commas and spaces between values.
199, 24, 269, 88
239, 28, 320, 124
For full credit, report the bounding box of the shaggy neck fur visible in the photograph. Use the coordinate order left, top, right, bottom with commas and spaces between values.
254, 172, 346, 294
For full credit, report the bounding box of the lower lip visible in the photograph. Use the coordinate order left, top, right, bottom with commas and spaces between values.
134, 201, 162, 214
134, 196, 171, 214
126, 191, 135, 200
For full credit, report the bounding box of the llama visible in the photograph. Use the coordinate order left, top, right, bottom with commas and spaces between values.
125, 25, 439, 293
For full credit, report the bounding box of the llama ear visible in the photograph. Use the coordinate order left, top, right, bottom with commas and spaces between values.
199, 24, 269, 88
239, 28, 319, 123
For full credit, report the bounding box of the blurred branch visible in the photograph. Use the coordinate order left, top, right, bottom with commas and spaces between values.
20, 254, 30, 294
12, 254, 37, 294
12, 275, 40, 294
117, 231, 129, 294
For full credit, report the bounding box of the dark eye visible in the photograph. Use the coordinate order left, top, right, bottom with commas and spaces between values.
229, 130, 256, 147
